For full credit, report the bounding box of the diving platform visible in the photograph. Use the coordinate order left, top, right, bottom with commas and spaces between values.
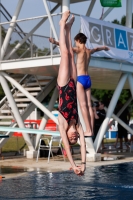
1, 55, 131, 90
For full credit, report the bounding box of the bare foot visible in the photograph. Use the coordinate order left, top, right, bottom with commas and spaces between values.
59, 10, 70, 25
49, 38, 59, 46
84, 131, 93, 137
65, 15, 75, 29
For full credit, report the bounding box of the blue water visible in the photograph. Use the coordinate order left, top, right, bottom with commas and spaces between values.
0, 163, 133, 200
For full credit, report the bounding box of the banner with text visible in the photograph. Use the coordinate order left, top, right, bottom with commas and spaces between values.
81, 15, 133, 63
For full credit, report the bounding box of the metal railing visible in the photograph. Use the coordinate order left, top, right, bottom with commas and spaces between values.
0, 3, 81, 61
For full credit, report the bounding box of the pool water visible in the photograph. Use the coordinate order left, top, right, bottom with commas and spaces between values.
0, 163, 133, 200
0, 166, 28, 174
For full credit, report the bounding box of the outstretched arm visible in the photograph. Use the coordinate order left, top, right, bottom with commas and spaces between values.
49, 38, 79, 53
49, 38, 59, 46
90, 46, 110, 54
77, 123, 86, 173
59, 123, 82, 176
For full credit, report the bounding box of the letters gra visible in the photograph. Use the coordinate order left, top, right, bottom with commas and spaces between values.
81, 16, 133, 63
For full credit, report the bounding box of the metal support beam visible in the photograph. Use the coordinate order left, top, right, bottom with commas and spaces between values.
0, 74, 34, 151
0, 77, 56, 148
102, 8, 114, 20
94, 73, 128, 152
1, 72, 58, 125
91, 95, 132, 130
0, 25, 1, 62
43, 0, 59, 42
86, 0, 96, 16
62, 0, 70, 12
128, 74, 133, 98
1, 0, 24, 60
126, 0, 132, 28
35, 86, 58, 149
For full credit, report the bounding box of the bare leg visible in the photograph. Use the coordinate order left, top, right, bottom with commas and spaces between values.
57, 10, 70, 87
77, 82, 92, 136
65, 15, 77, 81
49, 15, 76, 81
86, 88, 94, 134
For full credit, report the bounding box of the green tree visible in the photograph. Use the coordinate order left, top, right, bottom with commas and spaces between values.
112, 13, 133, 27
92, 14, 133, 110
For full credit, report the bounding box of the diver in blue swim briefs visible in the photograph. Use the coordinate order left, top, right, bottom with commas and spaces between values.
73, 33, 109, 137
77, 75, 91, 90
49, 33, 109, 137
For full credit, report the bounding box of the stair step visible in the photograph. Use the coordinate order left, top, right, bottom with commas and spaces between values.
16, 92, 38, 97
0, 116, 13, 119
14, 98, 30, 102
24, 87, 42, 91
26, 81, 49, 87
0, 122, 12, 125
16, 104, 29, 107
1, 110, 23, 114
7, 103, 29, 107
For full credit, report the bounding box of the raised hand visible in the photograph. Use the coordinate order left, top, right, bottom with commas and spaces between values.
104, 46, 110, 51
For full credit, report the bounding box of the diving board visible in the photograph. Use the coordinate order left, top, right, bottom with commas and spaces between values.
0, 126, 60, 136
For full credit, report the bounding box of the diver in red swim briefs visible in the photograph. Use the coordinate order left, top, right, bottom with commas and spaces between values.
53, 11, 86, 176
49, 33, 109, 137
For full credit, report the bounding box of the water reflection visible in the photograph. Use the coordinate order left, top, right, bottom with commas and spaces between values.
0, 166, 28, 174
0, 163, 133, 199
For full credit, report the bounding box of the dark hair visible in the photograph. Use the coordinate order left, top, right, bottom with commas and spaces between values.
93, 101, 99, 108
99, 101, 104, 105
74, 33, 87, 44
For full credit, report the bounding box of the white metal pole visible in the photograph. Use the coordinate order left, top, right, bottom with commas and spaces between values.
106, 97, 132, 130
0, 25, 1, 62
92, 95, 132, 130
0, 75, 34, 151
111, 112, 133, 135
92, 95, 133, 136
128, 74, 133, 98
126, 0, 132, 28
30, 35, 33, 58
62, 0, 70, 12
35, 87, 58, 149
35, 108, 37, 120
102, 8, 114, 20
1, 72, 58, 125
1, 0, 24, 60
43, 0, 59, 42
86, 0, 96, 16
94, 73, 128, 152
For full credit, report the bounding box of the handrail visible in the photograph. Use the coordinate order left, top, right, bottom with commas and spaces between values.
0, 3, 31, 44
0, 12, 62, 25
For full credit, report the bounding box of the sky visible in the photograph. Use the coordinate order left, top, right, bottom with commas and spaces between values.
0, 0, 131, 49
0, 0, 128, 22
